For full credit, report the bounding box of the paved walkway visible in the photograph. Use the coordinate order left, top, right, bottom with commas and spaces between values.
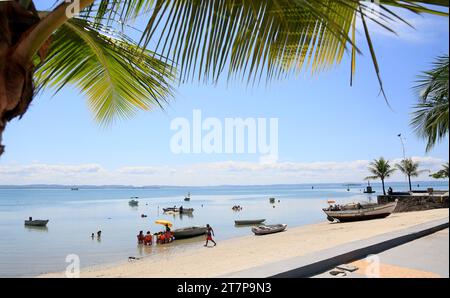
315, 228, 449, 278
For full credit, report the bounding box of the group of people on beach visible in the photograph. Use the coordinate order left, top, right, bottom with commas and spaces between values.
136, 224, 217, 247
137, 231, 153, 245
137, 224, 175, 246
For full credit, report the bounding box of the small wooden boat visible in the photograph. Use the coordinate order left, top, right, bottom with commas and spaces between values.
363, 186, 376, 194
323, 200, 398, 222
163, 207, 177, 212
173, 226, 207, 239
235, 219, 266, 225
364, 181, 376, 193
25, 219, 49, 227
252, 224, 287, 235
163, 207, 194, 213
128, 199, 139, 206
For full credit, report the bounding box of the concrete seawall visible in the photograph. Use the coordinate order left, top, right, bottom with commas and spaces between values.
378, 192, 449, 212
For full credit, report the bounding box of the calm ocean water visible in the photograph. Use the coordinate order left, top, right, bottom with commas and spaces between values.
0, 181, 448, 277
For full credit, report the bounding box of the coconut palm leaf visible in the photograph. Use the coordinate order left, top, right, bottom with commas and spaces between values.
396, 158, 428, 190
411, 55, 449, 152
34, 17, 175, 124
430, 162, 449, 179
121, 0, 448, 87
396, 158, 428, 177
366, 157, 396, 179
366, 157, 396, 194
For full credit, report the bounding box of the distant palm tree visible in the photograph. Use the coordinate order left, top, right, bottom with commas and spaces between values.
411, 55, 449, 152
430, 162, 449, 179
365, 158, 396, 195
395, 158, 428, 191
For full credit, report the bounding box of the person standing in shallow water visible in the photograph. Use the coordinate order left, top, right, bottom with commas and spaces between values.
204, 224, 216, 247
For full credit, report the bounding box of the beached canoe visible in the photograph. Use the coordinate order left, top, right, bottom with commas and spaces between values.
252, 224, 287, 235
173, 226, 207, 239
323, 200, 398, 222
235, 219, 266, 225
24, 219, 49, 227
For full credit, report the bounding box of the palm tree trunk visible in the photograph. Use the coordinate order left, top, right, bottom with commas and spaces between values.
0, 0, 94, 156
0, 1, 39, 156
408, 175, 412, 191
0, 60, 34, 156
381, 178, 386, 195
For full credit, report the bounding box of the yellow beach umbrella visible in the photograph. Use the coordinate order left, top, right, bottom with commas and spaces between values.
155, 220, 173, 227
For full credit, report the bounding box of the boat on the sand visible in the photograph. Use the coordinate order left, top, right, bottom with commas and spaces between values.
235, 219, 266, 225
24, 219, 49, 227
173, 226, 207, 239
252, 224, 287, 235
323, 200, 398, 222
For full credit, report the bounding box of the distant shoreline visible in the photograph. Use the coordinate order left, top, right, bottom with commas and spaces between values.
1, 180, 448, 190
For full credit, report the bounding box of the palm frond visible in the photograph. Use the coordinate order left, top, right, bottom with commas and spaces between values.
122, 0, 448, 86
411, 55, 449, 152
367, 157, 396, 179
396, 158, 427, 177
34, 18, 175, 124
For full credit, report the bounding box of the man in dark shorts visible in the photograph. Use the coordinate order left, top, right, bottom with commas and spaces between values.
204, 224, 216, 247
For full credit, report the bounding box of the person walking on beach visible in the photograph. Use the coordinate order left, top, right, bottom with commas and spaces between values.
204, 224, 216, 247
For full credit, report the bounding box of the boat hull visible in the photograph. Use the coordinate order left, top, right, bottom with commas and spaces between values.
173, 226, 207, 239
235, 219, 266, 225
163, 208, 194, 213
323, 201, 397, 222
24, 220, 49, 227
252, 224, 287, 235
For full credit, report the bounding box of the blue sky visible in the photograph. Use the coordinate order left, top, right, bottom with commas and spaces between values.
0, 2, 448, 186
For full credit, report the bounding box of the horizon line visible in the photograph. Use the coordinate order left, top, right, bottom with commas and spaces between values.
0, 180, 448, 189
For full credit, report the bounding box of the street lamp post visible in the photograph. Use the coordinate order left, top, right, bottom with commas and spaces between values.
398, 133, 408, 184
397, 134, 406, 160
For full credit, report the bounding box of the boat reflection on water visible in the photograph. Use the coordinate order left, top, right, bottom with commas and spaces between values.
164, 211, 194, 219
24, 225, 49, 232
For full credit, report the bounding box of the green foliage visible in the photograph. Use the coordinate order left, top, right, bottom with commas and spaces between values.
411, 55, 449, 152
366, 157, 396, 180
395, 158, 427, 178
30, 1, 449, 124
34, 18, 174, 124
430, 162, 449, 179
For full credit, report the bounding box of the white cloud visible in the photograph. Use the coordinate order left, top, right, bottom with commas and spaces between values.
0, 156, 446, 186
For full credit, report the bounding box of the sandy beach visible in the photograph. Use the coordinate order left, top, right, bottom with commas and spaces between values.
40, 209, 448, 278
